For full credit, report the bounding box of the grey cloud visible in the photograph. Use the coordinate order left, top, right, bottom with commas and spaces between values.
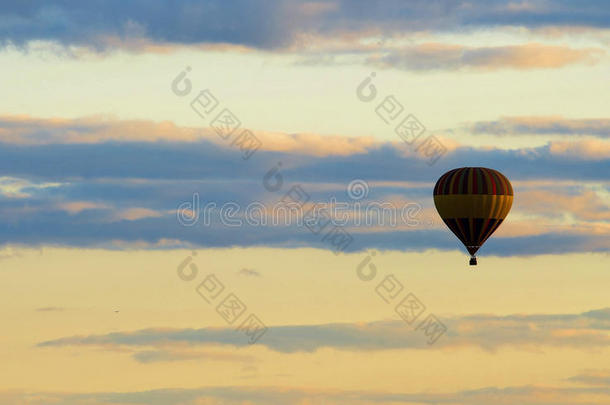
567, 370, 610, 386
0, 145, 608, 255
1, 379, 610, 405
35, 306, 65, 312
471, 117, 610, 137
0, 116, 608, 255
238, 268, 262, 277
1, 1, 610, 52
131, 349, 254, 364
369, 43, 602, 71
132, 350, 202, 364
0, 0, 295, 50
38, 307, 610, 353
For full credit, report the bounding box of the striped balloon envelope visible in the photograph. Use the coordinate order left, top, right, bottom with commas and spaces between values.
433, 167, 513, 265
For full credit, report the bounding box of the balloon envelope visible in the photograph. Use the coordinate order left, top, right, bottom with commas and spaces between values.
433, 167, 513, 264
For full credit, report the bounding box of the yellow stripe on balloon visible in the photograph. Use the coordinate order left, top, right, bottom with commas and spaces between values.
433, 194, 513, 219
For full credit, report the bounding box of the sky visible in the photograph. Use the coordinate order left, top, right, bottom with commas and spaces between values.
0, 1, 609, 404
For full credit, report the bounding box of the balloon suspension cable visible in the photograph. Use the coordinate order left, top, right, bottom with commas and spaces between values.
469, 256, 477, 266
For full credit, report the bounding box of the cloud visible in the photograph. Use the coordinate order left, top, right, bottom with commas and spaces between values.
3, 114, 610, 162
0, 115, 215, 144
35, 306, 64, 312
368, 43, 603, 71
471, 116, 610, 137
567, 369, 610, 386
249, 131, 378, 157
496, 219, 610, 239
0, 115, 378, 157
1, 1, 610, 53
0, 1, 295, 51
0, 176, 62, 198
515, 189, 610, 221
3, 383, 610, 405
57, 201, 110, 214
54, 201, 165, 222
131, 349, 254, 364
549, 139, 610, 160
110, 207, 164, 222
0, 245, 42, 260
238, 268, 261, 277
0, 115, 608, 255
38, 307, 610, 353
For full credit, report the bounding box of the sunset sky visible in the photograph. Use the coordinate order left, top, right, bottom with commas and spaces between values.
1, 1, 609, 404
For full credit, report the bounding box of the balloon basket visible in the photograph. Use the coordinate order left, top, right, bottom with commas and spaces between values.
469, 257, 477, 266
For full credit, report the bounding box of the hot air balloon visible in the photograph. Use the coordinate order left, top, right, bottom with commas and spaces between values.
433, 167, 513, 266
